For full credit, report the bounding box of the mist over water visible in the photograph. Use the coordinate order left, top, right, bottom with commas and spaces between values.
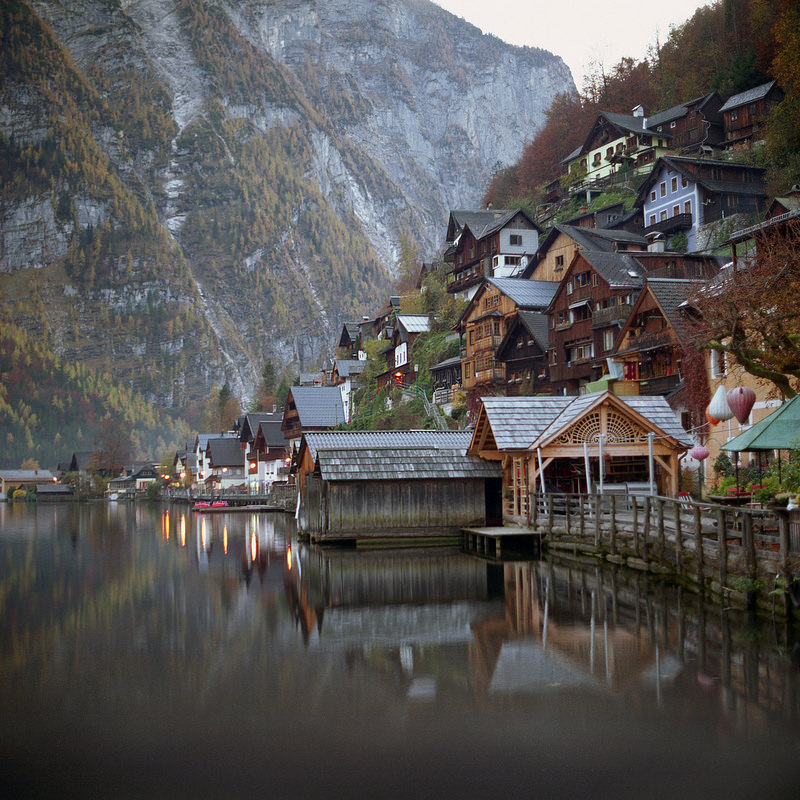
1, 502, 798, 799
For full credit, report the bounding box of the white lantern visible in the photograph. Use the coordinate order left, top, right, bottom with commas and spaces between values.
708, 385, 734, 421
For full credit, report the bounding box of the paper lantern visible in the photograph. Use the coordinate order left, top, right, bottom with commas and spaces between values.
727, 386, 756, 424
689, 444, 710, 461
705, 408, 719, 426
708, 385, 734, 421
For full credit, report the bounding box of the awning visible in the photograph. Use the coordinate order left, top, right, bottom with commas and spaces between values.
721, 394, 800, 452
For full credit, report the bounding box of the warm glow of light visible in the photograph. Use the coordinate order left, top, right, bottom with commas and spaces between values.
250, 462, 256, 470
180, 516, 186, 547
223, 526, 228, 554
250, 531, 258, 562
52, 476, 57, 482
201, 519, 207, 551
286, 545, 292, 571
222, 467, 228, 473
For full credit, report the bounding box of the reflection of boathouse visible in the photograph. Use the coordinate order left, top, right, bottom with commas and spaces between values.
295, 431, 502, 543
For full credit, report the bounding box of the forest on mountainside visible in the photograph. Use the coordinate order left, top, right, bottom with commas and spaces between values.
484, 0, 800, 210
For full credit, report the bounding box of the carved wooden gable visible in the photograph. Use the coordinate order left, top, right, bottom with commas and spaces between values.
554, 408, 653, 446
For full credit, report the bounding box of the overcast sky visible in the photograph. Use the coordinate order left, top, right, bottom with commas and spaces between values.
432, 0, 712, 89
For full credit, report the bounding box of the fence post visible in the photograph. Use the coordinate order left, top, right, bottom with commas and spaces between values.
609, 494, 617, 556
742, 511, 756, 580
547, 494, 554, 536
657, 498, 665, 561
632, 498, 640, 558
694, 506, 704, 578
579, 495, 585, 538
594, 494, 601, 547
673, 499, 682, 572
643, 496, 651, 558
717, 508, 727, 591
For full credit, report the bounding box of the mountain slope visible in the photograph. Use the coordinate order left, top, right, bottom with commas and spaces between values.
1, 0, 574, 433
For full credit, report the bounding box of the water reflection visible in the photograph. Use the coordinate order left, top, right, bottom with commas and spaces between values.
0, 503, 798, 799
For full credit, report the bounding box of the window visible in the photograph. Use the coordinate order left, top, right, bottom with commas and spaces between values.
555, 255, 564, 269
730, 109, 738, 121
670, 120, 677, 129
509, 234, 522, 246
464, 362, 471, 379
673, 205, 680, 217
671, 177, 678, 192
684, 200, 691, 214
603, 329, 615, 351
649, 214, 656, 225
550, 350, 557, 366
660, 210, 668, 221
651, 190, 657, 202
711, 350, 727, 378
566, 281, 573, 295
682, 176, 688, 188
660, 182, 667, 197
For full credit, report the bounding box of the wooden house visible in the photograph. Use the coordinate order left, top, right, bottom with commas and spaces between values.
336, 322, 361, 359
468, 393, 692, 524
458, 277, 557, 396
545, 250, 646, 395
0, 469, 57, 497
444, 209, 541, 300
522, 224, 647, 283
646, 92, 725, 153
430, 355, 462, 406
636, 156, 767, 252
243, 414, 287, 491
610, 278, 702, 418
294, 430, 502, 542
494, 310, 550, 396
720, 80, 784, 151
281, 386, 347, 447
376, 314, 430, 390
205, 437, 245, 490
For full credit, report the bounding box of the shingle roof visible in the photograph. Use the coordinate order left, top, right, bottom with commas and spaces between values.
256, 419, 287, 447
335, 359, 368, 378
290, 386, 347, 428
516, 310, 550, 349
207, 437, 243, 467
0, 469, 56, 481
487, 277, 558, 310
645, 278, 701, 332
719, 80, 777, 112
196, 432, 235, 451
316, 447, 501, 481
302, 430, 473, 462
645, 92, 717, 128
580, 251, 647, 289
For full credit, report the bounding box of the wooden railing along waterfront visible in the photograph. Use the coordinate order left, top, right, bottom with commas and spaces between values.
528, 493, 800, 616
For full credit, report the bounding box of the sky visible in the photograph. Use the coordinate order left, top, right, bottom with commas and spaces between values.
432, 0, 712, 89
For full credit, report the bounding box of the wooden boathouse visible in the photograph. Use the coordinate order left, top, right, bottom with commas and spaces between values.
295, 430, 502, 544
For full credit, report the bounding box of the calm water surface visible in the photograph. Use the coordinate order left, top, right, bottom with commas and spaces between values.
1, 501, 799, 799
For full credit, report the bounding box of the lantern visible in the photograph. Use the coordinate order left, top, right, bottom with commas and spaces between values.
689, 444, 710, 461
705, 408, 719, 427
708, 385, 734, 421
727, 386, 755, 424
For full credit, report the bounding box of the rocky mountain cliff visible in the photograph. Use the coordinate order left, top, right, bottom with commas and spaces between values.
1, 0, 574, 413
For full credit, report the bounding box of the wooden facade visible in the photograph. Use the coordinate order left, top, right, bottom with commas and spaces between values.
720, 80, 784, 150
494, 311, 550, 396
646, 92, 724, 153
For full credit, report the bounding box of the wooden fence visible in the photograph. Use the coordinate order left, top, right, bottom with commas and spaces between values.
529, 493, 800, 615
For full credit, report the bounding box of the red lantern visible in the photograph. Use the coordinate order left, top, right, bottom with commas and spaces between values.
727, 386, 756, 424
705, 408, 719, 426
689, 444, 710, 461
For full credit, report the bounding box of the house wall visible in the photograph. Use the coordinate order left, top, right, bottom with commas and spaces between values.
301, 477, 488, 540
642, 163, 701, 250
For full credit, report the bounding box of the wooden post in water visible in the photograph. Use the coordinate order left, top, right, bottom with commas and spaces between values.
609, 494, 617, 556
673, 499, 682, 572
657, 497, 665, 561
579, 495, 585, 538
547, 494, 554, 536
643, 496, 651, 559
717, 508, 728, 591
694, 506, 704, 579
633, 499, 640, 558
742, 511, 756, 580
594, 495, 601, 547
778, 511, 791, 617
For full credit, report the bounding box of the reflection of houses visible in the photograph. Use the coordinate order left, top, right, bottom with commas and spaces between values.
281, 386, 347, 449
468, 392, 692, 523
376, 314, 430, 390
294, 430, 502, 542
636, 156, 766, 252
458, 277, 557, 395
444, 209, 541, 300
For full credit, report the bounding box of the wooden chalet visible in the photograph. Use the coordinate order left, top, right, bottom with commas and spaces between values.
610, 278, 702, 415
205, 437, 245, 490
376, 314, 430, 390
281, 386, 347, 446
246, 414, 289, 489
0, 469, 57, 496
719, 80, 784, 151
468, 393, 692, 524
545, 250, 646, 395
336, 322, 360, 359
494, 310, 550, 396
458, 277, 557, 396
444, 209, 541, 299
562, 201, 643, 234
430, 355, 462, 406
522, 224, 647, 282
645, 92, 725, 153
294, 430, 502, 542
636, 156, 767, 252
358, 296, 400, 343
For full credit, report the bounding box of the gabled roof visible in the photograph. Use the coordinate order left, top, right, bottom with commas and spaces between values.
315, 446, 501, 481
578, 251, 647, 289
496, 311, 549, 359
721, 394, 800, 452
719, 80, 778, 112
446, 208, 541, 243
195, 432, 235, 452
255, 419, 287, 448
573, 111, 667, 158
301, 430, 473, 463
334, 359, 368, 378
486, 277, 558, 310
644, 278, 701, 334
206, 437, 243, 468
396, 314, 431, 335
0, 469, 56, 481
287, 386, 347, 428
239, 412, 281, 443
645, 92, 720, 128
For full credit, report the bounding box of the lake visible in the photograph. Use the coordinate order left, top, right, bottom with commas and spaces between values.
1, 501, 798, 799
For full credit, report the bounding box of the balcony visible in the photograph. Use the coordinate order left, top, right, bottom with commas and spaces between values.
474, 367, 505, 383
638, 374, 682, 395
592, 304, 632, 328
631, 330, 674, 352
644, 213, 692, 236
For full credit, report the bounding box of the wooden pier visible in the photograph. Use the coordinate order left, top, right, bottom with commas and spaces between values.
462, 526, 544, 560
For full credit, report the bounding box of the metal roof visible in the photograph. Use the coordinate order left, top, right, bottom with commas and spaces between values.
206, 437, 243, 467
316, 447, 501, 481
289, 386, 347, 428
721, 394, 800, 451
335, 359, 368, 378
579, 251, 647, 289
303, 430, 473, 462
396, 314, 431, 334
486, 277, 558, 310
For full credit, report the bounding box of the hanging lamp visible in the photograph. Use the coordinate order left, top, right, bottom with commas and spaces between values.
727, 386, 756, 424
708, 385, 734, 421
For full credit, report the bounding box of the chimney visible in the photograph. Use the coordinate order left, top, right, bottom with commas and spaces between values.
647, 232, 666, 253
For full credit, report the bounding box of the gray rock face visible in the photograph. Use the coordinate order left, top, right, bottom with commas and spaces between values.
3, 0, 574, 407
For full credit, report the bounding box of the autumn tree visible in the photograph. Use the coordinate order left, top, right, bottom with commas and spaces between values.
687, 217, 800, 398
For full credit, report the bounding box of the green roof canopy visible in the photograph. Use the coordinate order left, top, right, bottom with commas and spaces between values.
721, 394, 800, 452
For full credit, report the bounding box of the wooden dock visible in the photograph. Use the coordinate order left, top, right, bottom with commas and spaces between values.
462, 526, 544, 560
